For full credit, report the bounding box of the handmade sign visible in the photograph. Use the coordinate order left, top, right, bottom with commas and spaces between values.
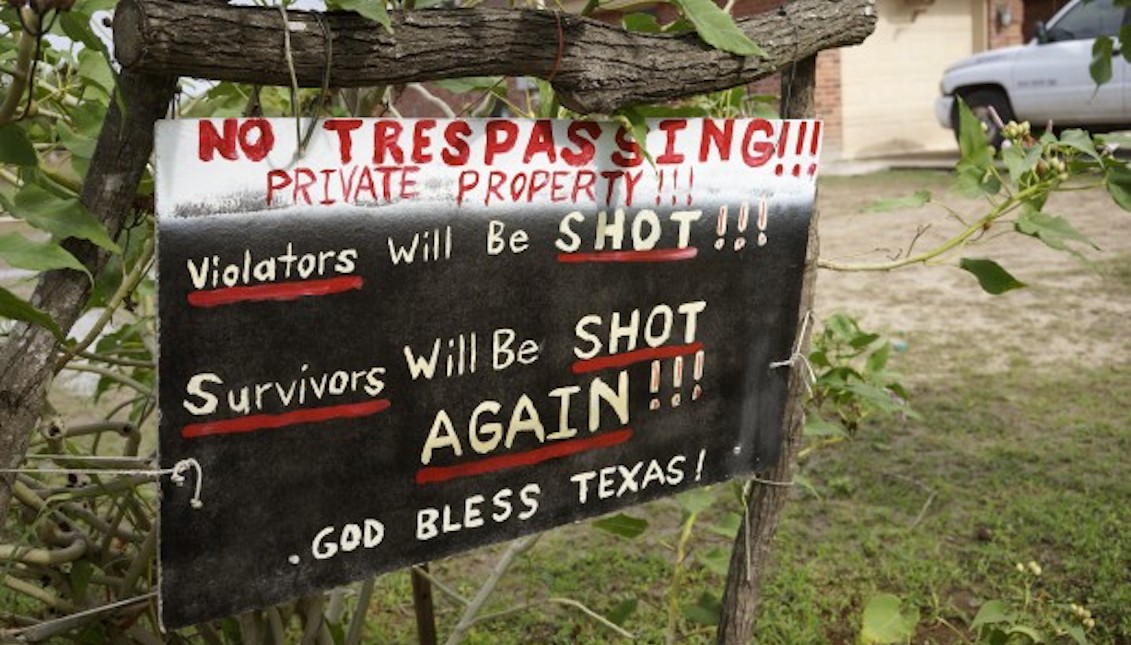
155, 117, 820, 628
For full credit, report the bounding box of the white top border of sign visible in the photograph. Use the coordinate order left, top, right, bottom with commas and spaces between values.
156, 118, 822, 219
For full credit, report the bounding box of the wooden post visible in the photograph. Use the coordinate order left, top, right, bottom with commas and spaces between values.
412, 564, 439, 645
715, 55, 819, 644
0, 71, 176, 521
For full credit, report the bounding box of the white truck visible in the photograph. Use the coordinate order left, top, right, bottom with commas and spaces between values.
935, 0, 1131, 145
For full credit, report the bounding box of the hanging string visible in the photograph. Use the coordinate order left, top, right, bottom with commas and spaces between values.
278, 2, 303, 156
769, 310, 816, 393
276, 5, 334, 162
14, 5, 59, 121
1, 457, 205, 509
298, 11, 334, 157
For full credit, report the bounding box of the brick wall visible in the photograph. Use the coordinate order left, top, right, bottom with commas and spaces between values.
731, 0, 844, 155
988, 0, 1026, 48
813, 50, 842, 158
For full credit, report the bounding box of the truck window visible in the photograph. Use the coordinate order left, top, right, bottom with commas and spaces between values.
1047, 0, 1124, 40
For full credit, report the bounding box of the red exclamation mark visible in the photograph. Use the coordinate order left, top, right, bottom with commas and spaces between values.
808, 121, 822, 179
735, 202, 749, 251
692, 349, 705, 401
714, 205, 728, 251
650, 360, 661, 410
655, 170, 665, 206
686, 167, 694, 205
774, 121, 791, 176
793, 121, 809, 177
757, 197, 768, 247
670, 168, 679, 206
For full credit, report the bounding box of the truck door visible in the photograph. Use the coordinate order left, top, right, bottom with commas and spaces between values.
1012, 0, 1125, 125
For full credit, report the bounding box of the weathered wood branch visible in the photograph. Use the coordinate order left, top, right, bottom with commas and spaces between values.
0, 71, 176, 521
114, 0, 875, 113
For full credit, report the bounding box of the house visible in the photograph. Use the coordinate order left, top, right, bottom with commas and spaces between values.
732, 0, 1055, 159
400, 0, 1064, 160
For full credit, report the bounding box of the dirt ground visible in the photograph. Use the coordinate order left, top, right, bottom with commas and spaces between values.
813, 171, 1131, 375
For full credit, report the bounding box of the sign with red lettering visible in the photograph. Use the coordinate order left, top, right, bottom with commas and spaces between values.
155, 118, 820, 628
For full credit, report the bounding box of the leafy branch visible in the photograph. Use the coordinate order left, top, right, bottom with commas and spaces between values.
818, 99, 1131, 295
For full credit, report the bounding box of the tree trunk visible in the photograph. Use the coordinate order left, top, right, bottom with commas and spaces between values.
113, 0, 875, 113
0, 71, 176, 521
715, 56, 819, 644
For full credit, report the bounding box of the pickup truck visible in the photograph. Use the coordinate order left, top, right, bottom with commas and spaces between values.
935, 0, 1131, 145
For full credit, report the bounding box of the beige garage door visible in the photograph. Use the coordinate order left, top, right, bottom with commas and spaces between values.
840, 0, 979, 158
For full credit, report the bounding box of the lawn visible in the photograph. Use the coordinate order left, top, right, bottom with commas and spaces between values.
4, 170, 1127, 643
344, 171, 1131, 643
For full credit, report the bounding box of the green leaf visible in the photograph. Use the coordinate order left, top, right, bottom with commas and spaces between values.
849, 332, 881, 350
859, 593, 918, 644
606, 598, 638, 626
681, 592, 722, 626
77, 49, 116, 99
432, 76, 504, 94
953, 99, 1002, 195
1122, 25, 1131, 63
1063, 624, 1089, 645
13, 184, 121, 253
57, 122, 98, 162
677, 487, 714, 515
803, 417, 848, 438
59, 11, 108, 53
613, 108, 654, 166
696, 545, 732, 576
0, 286, 64, 341
328, 0, 392, 32
68, 560, 94, 599
1091, 37, 1114, 86
0, 234, 90, 278
592, 513, 649, 538
1104, 164, 1131, 211
959, 258, 1026, 295
630, 105, 710, 118
1059, 129, 1100, 160
1015, 210, 1098, 253
671, 0, 765, 57
1002, 143, 1041, 185
534, 79, 557, 119
0, 124, 37, 166
955, 98, 993, 169
826, 312, 858, 339
864, 189, 931, 213
843, 382, 910, 415
622, 12, 664, 33
865, 342, 891, 373
970, 600, 1012, 630
1006, 624, 1046, 642
704, 511, 741, 539
793, 473, 822, 499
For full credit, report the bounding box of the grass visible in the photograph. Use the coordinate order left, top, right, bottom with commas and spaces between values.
6, 169, 1128, 643
349, 354, 1130, 643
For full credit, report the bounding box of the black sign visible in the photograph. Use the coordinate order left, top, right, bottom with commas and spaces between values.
156, 117, 820, 628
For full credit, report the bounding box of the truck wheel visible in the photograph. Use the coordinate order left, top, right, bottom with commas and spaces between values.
953, 89, 1014, 149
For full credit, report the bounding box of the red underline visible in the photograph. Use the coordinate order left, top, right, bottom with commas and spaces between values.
182, 398, 391, 439
415, 427, 633, 485
571, 342, 704, 374
187, 276, 363, 308
556, 248, 698, 263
